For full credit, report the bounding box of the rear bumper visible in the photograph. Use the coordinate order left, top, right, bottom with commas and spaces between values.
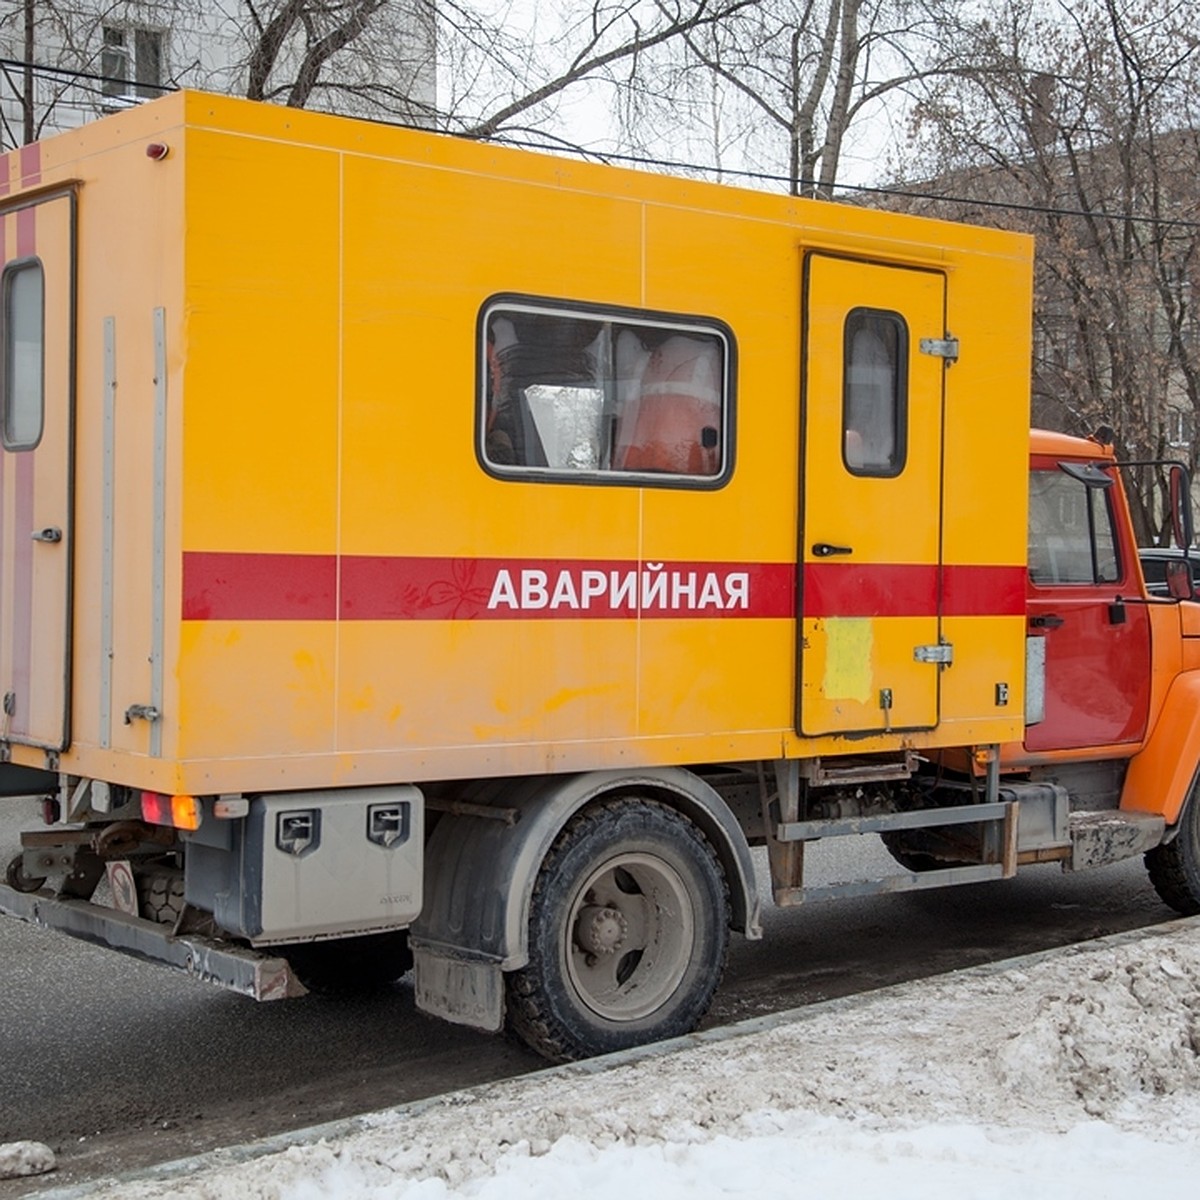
0, 883, 307, 1000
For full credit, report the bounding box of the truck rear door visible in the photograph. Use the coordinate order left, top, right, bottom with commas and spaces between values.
798, 254, 948, 736
0, 188, 75, 753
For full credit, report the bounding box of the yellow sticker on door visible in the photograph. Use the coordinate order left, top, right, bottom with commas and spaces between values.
822, 618, 874, 703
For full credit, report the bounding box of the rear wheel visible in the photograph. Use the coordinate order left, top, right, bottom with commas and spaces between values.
1146, 788, 1200, 915
506, 796, 729, 1063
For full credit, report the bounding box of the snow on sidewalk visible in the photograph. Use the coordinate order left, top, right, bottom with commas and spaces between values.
44, 919, 1200, 1198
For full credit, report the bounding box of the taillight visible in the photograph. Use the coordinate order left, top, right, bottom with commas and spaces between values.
140, 791, 201, 831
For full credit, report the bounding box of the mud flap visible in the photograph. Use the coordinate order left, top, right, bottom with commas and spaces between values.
412, 945, 504, 1031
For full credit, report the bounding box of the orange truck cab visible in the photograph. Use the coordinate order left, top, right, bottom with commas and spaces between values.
1, 94, 1197, 1064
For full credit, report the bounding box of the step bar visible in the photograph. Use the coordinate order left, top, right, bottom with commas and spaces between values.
0, 883, 307, 1001
768, 799, 1019, 907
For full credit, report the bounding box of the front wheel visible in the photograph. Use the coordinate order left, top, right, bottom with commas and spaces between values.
506, 796, 729, 1063
1146, 787, 1200, 915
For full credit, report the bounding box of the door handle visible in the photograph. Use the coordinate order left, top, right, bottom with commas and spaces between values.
812, 543, 853, 557
1029, 614, 1064, 629
31, 527, 62, 544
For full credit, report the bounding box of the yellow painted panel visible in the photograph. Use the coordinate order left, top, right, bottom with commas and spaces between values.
336, 620, 639, 751
635, 618, 792, 738
176, 622, 336, 760
181, 130, 341, 552
938, 616, 1026, 730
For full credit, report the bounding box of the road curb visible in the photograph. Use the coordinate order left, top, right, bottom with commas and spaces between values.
31, 913, 1200, 1198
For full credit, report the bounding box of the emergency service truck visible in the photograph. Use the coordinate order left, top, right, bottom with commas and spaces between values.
1, 92, 1198, 1063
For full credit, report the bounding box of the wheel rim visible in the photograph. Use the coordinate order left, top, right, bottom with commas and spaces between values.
563, 851, 694, 1022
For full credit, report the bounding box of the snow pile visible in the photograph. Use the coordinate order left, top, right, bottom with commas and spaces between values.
0, 1140, 55, 1179
70, 921, 1200, 1199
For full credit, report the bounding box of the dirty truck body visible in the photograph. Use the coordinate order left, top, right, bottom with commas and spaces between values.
1, 93, 1198, 1062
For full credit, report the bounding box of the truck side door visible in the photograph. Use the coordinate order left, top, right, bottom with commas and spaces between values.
798, 253, 948, 736
1024, 456, 1151, 751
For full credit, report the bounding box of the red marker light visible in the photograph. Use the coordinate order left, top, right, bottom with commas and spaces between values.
146, 142, 170, 161
141, 790, 169, 824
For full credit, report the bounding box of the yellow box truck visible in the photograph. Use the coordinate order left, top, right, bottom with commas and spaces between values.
3, 92, 1196, 1062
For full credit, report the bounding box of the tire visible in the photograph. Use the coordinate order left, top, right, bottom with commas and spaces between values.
282, 931, 413, 994
5, 853, 46, 893
506, 796, 729, 1063
137, 867, 186, 925
1145, 791, 1200, 916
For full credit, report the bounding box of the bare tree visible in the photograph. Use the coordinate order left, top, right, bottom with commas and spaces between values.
3, 2, 756, 153
237, 0, 436, 121
0, 0, 138, 148
434, 0, 757, 143
891, 0, 1200, 541
593, 0, 962, 197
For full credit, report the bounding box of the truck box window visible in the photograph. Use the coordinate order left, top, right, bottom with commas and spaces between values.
1, 259, 45, 452
843, 308, 907, 477
481, 299, 732, 486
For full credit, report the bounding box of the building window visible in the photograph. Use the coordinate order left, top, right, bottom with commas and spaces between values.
101, 26, 165, 101
1166, 407, 1193, 450
843, 308, 907, 477
480, 298, 733, 486
1, 260, 45, 453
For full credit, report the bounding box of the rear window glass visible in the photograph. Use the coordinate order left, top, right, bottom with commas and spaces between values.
1, 259, 45, 452
843, 308, 907, 477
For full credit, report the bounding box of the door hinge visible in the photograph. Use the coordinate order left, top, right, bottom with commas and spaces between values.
919, 335, 959, 365
914, 642, 954, 665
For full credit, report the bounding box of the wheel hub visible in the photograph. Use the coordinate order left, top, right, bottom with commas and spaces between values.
574, 904, 627, 955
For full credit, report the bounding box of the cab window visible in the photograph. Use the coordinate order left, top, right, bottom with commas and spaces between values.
1028, 467, 1120, 585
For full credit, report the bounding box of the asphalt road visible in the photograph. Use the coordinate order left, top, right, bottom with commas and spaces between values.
0, 798, 1179, 1192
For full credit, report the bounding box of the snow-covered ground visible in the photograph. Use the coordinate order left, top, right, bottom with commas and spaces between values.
19, 918, 1200, 1198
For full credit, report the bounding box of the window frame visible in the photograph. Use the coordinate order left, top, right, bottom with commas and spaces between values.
476, 293, 736, 491
841, 306, 909, 479
1, 257, 46, 454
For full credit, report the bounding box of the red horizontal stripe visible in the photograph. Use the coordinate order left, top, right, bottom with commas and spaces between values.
183, 553, 796, 621
942, 564, 1027, 617
182, 552, 337, 620
803, 562, 1026, 618
804, 562, 935, 618
183, 553, 1027, 622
